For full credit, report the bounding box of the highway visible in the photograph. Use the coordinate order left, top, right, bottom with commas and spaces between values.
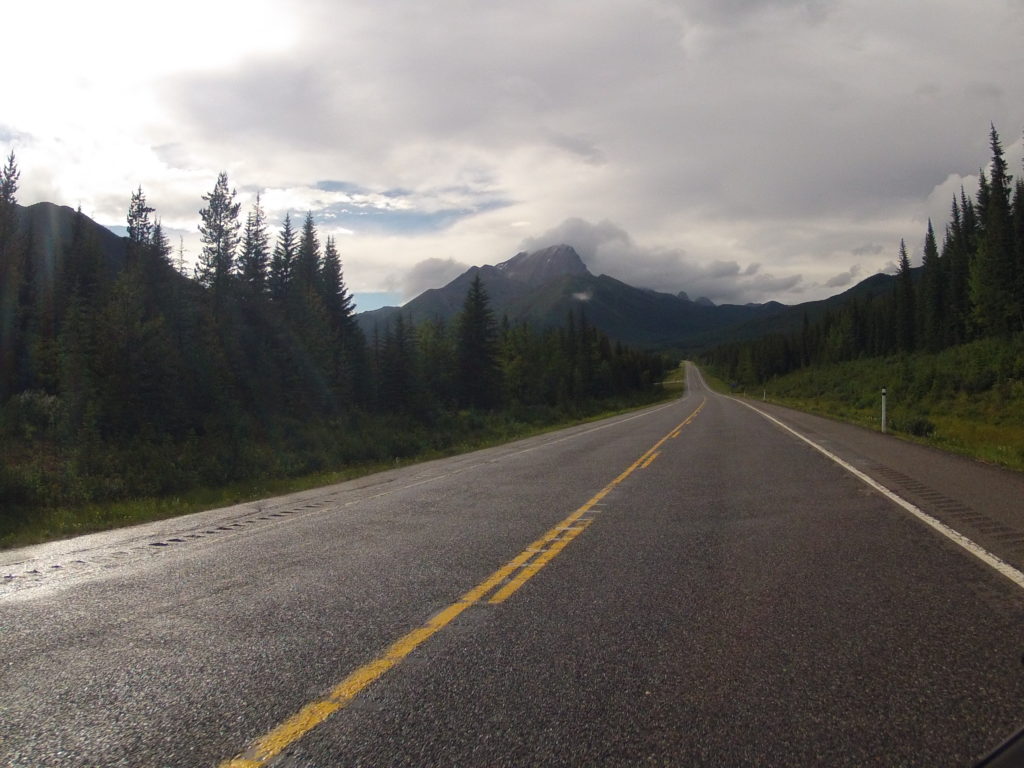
2, 364, 1024, 767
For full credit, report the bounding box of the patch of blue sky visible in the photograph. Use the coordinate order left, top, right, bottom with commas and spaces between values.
352, 291, 403, 311
317, 198, 511, 235
315, 179, 373, 195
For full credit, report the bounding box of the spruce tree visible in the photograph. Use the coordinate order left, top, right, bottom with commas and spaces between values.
126, 186, 154, 264
1013, 176, 1024, 332
320, 235, 355, 328
151, 221, 172, 267
895, 239, 915, 352
455, 273, 501, 409
944, 196, 971, 343
269, 213, 295, 302
0, 152, 21, 400
969, 125, 1016, 334
238, 193, 270, 295
196, 172, 241, 297
918, 220, 943, 350
294, 211, 321, 290
319, 235, 362, 403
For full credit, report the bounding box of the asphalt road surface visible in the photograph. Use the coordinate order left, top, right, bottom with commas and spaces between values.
3, 364, 1024, 767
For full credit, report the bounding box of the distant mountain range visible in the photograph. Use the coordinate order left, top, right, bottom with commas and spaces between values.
12, 202, 903, 353
357, 244, 901, 352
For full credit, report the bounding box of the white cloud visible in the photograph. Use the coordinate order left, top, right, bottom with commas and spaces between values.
3, 0, 1023, 304
825, 265, 862, 288
402, 257, 470, 300
521, 218, 803, 305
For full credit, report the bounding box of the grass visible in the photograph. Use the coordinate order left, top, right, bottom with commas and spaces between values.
702, 341, 1024, 474
1, 370, 685, 550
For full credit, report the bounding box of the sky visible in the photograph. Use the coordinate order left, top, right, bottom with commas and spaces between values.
4, 0, 1024, 309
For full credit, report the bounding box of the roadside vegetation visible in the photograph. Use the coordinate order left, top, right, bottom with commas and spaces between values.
710, 342, 1024, 472
702, 125, 1024, 473
0, 156, 674, 548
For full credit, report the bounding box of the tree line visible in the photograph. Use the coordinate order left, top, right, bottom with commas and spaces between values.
705, 125, 1024, 386
0, 162, 669, 514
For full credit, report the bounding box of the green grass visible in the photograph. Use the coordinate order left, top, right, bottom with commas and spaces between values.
1, 375, 684, 550
705, 339, 1024, 473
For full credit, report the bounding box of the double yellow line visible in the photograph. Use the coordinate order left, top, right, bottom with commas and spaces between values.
221, 397, 706, 767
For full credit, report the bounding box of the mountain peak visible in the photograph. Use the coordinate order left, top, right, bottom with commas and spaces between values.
496, 244, 590, 285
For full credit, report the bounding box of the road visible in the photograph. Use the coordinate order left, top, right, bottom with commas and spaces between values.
2, 364, 1024, 767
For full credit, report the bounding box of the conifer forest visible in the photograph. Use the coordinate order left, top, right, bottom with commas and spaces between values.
0, 162, 668, 535
705, 126, 1024, 388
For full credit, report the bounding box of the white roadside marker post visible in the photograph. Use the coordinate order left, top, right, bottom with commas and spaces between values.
881, 386, 888, 434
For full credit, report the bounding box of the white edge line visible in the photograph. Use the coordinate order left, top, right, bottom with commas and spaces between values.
733, 397, 1024, 592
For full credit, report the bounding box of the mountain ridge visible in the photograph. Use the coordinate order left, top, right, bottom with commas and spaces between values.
8, 201, 901, 353
356, 243, 900, 351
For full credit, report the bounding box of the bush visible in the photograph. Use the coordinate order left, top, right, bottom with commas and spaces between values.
893, 415, 936, 437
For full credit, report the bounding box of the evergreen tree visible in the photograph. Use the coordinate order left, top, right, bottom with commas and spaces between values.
455, 274, 501, 409
294, 211, 321, 290
895, 239, 915, 351
319, 235, 354, 324
944, 195, 972, 344
378, 314, 417, 411
970, 125, 1017, 334
151, 220, 172, 267
417, 318, 455, 409
269, 213, 295, 302
918, 220, 943, 350
126, 186, 154, 264
196, 172, 241, 297
238, 193, 270, 295
315, 234, 364, 404
1013, 176, 1024, 332
0, 151, 21, 400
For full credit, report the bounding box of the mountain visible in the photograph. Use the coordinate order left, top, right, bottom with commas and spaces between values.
13, 201, 128, 283
357, 244, 794, 350
9, 203, 902, 354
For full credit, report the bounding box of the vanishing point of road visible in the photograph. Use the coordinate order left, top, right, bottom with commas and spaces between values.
3, 364, 1024, 766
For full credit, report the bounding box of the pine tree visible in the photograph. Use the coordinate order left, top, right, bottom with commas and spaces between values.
1013, 176, 1024, 332
269, 213, 295, 302
320, 236, 355, 327
0, 152, 21, 400
238, 193, 270, 295
378, 314, 417, 411
455, 273, 501, 409
126, 186, 154, 264
944, 195, 972, 343
918, 220, 943, 350
970, 125, 1016, 334
895, 239, 915, 351
196, 172, 241, 297
318, 235, 364, 404
294, 211, 321, 290
151, 221, 172, 267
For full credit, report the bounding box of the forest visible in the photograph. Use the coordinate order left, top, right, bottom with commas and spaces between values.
0, 162, 670, 538
705, 125, 1024, 388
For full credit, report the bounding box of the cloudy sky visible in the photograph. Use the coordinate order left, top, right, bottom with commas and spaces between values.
4, 0, 1024, 308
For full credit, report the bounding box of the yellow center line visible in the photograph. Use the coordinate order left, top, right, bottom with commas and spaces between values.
219, 396, 706, 767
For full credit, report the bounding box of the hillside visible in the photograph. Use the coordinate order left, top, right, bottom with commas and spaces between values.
357, 243, 899, 351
